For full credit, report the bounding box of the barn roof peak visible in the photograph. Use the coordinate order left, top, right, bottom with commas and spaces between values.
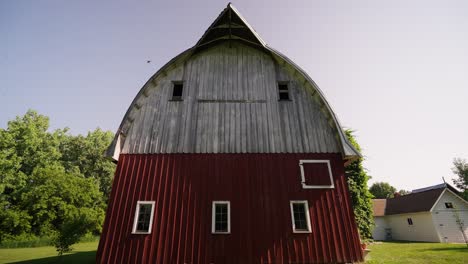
105, 4, 362, 162
195, 3, 266, 49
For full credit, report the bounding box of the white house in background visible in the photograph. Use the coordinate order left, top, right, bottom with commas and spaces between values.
372, 183, 468, 243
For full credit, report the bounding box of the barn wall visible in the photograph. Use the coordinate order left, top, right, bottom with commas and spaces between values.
97, 153, 363, 263
120, 41, 341, 155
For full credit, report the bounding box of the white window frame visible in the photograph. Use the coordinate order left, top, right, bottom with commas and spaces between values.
290, 200, 312, 233
212, 201, 231, 234
132, 201, 155, 234
299, 160, 334, 189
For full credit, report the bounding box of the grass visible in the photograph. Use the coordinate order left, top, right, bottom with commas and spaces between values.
0, 241, 98, 264
0, 240, 466, 263
367, 241, 468, 264
0, 235, 99, 249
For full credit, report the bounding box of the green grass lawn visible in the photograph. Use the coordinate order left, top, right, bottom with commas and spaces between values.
0, 241, 98, 264
367, 241, 468, 264
0, 240, 466, 263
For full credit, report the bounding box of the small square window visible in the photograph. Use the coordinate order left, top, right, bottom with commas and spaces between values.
171, 82, 184, 101
132, 201, 155, 234
290, 201, 311, 233
445, 202, 453, 209
278, 82, 290, 101
212, 201, 230, 234
407, 218, 413, 225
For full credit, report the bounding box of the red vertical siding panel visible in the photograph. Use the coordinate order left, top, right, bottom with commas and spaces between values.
96, 154, 125, 263
147, 155, 161, 262
97, 153, 363, 263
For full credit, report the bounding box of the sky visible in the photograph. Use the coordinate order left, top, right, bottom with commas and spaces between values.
1, 0, 467, 191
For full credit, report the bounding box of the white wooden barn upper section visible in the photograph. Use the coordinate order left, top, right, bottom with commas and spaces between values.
106, 4, 361, 162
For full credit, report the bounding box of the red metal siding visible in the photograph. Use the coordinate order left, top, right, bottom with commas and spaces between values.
97, 153, 363, 263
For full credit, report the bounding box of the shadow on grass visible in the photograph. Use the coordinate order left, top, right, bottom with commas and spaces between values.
378, 240, 438, 244
422, 247, 468, 253
6, 250, 96, 264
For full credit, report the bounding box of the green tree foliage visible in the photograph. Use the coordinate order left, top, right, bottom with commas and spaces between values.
452, 158, 468, 201
0, 110, 115, 249
397, 189, 411, 196
53, 213, 94, 255
22, 165, 105, 236
369, 182, 397, 199
345, 130, 374, 239
59, 129, 116, 199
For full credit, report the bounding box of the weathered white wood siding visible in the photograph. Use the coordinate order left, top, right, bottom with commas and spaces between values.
383, 212, 441, 242
432, 190, 468, 243
120, 42, 341, 154
372, 217, 388, 241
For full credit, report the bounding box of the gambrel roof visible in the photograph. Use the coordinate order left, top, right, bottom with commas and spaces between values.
106, 3, 360, 162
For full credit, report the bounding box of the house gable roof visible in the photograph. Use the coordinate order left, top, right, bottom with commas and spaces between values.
374, 183, 464, 216
385, 188, 444, 215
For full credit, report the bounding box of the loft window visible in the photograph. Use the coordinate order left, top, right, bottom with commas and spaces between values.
132, 201, 155, 234
290, 201, 312, 233
445, 202, 454, 209
299, 160, 334, 189
171, 81, 184, 101
407, 218, 413, 225
212, 201, 230, 234
278, 82, 290, 101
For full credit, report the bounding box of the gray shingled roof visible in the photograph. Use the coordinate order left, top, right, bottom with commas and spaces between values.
384, 188, 444, 215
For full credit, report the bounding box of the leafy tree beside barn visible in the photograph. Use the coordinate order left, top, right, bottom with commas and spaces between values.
345, 130, 374, 240
369, 182, 397, 199
0, 110, 115, 248
452, 158, 468, 201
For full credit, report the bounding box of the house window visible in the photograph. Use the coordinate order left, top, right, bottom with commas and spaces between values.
445, 202, 454, 209
290, 201, 312, 233
278, 82, 290, 101
171, 81, 184, 101
212, 201, 230, 234
299, 160, 334, 189
407, 218, 413, 225
132, 201, 155, 234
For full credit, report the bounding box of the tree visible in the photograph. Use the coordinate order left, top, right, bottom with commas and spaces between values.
0, 110, 61, 241
59, 128, 115, 199
345, 130, 374, 239
398, 189, 411, 196
369, 182, 397, 199
452, 158, 468, 201
21, 165, 105, 236
53, 213, 94, 255
0, 110, 112, 244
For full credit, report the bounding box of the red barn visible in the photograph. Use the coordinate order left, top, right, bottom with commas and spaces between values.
97, 4, 363, 263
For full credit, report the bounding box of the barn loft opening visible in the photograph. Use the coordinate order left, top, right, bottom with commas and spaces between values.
278, 82, 290, 101
299, 160, 334, 189
172, 82, 184, 101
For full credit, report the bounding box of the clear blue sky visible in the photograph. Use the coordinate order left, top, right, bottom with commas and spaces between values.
2, 0, 467, 191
